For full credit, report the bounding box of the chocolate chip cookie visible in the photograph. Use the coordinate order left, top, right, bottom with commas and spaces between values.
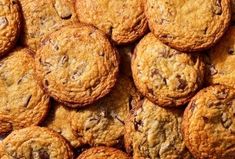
207, 26, 235, 88
77, 147, 130, 159
35, 24, 119, 107
0, 48, 49, 135
75, 0, 148, 45
2, 126, 73, 159
0, 0, 21, 55
71, 74, 141, 147
182, 85, 235, 159
125, 99, 193, 159
19, 0, 78, 51
0, 143, 9, 159
145, 0, 231, 52
132, 33, 205, 107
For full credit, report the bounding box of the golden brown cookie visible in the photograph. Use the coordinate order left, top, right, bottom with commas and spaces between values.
75, 0, 148, 45
0, 0, 21, 55
0, 143, 9, 159
77, 147, 131, 159
145, 0, 231, 52
2, 126, 73, 159
132, 33, 205, 107
182, 85, 235, 159
19, 0, 78, 51
35, 24, 119, 107
207, 26, 235, 88
125, 99, 193, 159
0, 48, 49, 135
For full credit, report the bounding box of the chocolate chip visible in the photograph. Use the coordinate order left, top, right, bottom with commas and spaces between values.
202, 116, 209, 123
31, 149, 49, 159
0, 17, 8, 29
176, 75, 187, 90
228, 48, 235, 55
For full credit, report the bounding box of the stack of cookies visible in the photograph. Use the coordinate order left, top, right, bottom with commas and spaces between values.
0, 0, 235, 158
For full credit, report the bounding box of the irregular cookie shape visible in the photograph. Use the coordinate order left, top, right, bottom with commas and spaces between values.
0, 0, 21, 55
2, 126, 73, 159
207, 26, 235, 88
0, 48, 49, 135
77, 147, 130, 159
145, 0, 231, 52
19, 0, 78, 51
132, 33, 205, 107
125, 99, 193, 159
71, 74, 141, 147
35, 24, 119, 107
182, 85, 235, 159
75, 0, 148, 44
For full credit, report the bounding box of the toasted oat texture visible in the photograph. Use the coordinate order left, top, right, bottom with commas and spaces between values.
182, 85, 235, 159
43, 101, 83, 148
75, 0, 148, 44
19, 0, 78, 51
0, 143, 9, 159
207, 26, 235, 88
2, 126, 73, 159
0, 0, 21, 55
124, 99, 193, 159
77, 146, 130, 159
71, 74, 141, 147
35, 24, 119, 107
132, 33, 205, 107
145, 0, 231, 52
0, 48, 49, 135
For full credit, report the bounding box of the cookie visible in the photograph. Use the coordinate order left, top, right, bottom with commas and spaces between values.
75, 0, 148, 45
77, 146, 130, 159
0, 143, 9, 159
145, 0, 231, 52
2, 126, 73, 159
182, 85, 235, 159
71, 74, 141, 147
43, 100, 83, 148
124, 99, 193, 159
131, 33, 205, 107
19, 0, 78, 51
0, 0, 21, 55
0, 48, 49, 135
207, 26, 235, 88
35, 24, 119, 107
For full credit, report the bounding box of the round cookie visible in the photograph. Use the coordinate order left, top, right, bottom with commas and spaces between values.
132, 33, 205, 107
145, 0, 231, 52
19, 0, 78, 51
0, 48, 49, 135
75, 0, 148, 45
71, 74, 141, 147
207, 26, 235, 88
124, 99, 193, 159
2, 126, 73, 159
0, 0, 21, 55
35, 24, 119, 107
182, 85, 235, 159
77, 147, 130, 159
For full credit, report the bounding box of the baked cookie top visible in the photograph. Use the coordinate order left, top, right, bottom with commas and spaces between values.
2, 126, 73, 159
75, 0, 148, 44
77, 147, 130, 159
35, 24, 119, 107
182, 85, 235, 159
0, 48, 49, 135
19, 0, 78, 51
124, 99, 192, 159
0, 0, 21, 55
71, 74, 141, 147
207, 26, 235, 88
132, 33, 205, 107
0, 143, 9, 159
145, 0, 231, 52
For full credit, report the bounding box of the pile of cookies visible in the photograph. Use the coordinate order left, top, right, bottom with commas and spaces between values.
0, 0, 235, 158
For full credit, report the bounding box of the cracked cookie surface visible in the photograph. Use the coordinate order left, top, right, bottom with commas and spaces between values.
0, 48, 49, 135
145, 0, 231, 52
132, 33, 205, 107
75, 0, 148, 44
182, 85, 235, 159
35, 24, 119, 107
